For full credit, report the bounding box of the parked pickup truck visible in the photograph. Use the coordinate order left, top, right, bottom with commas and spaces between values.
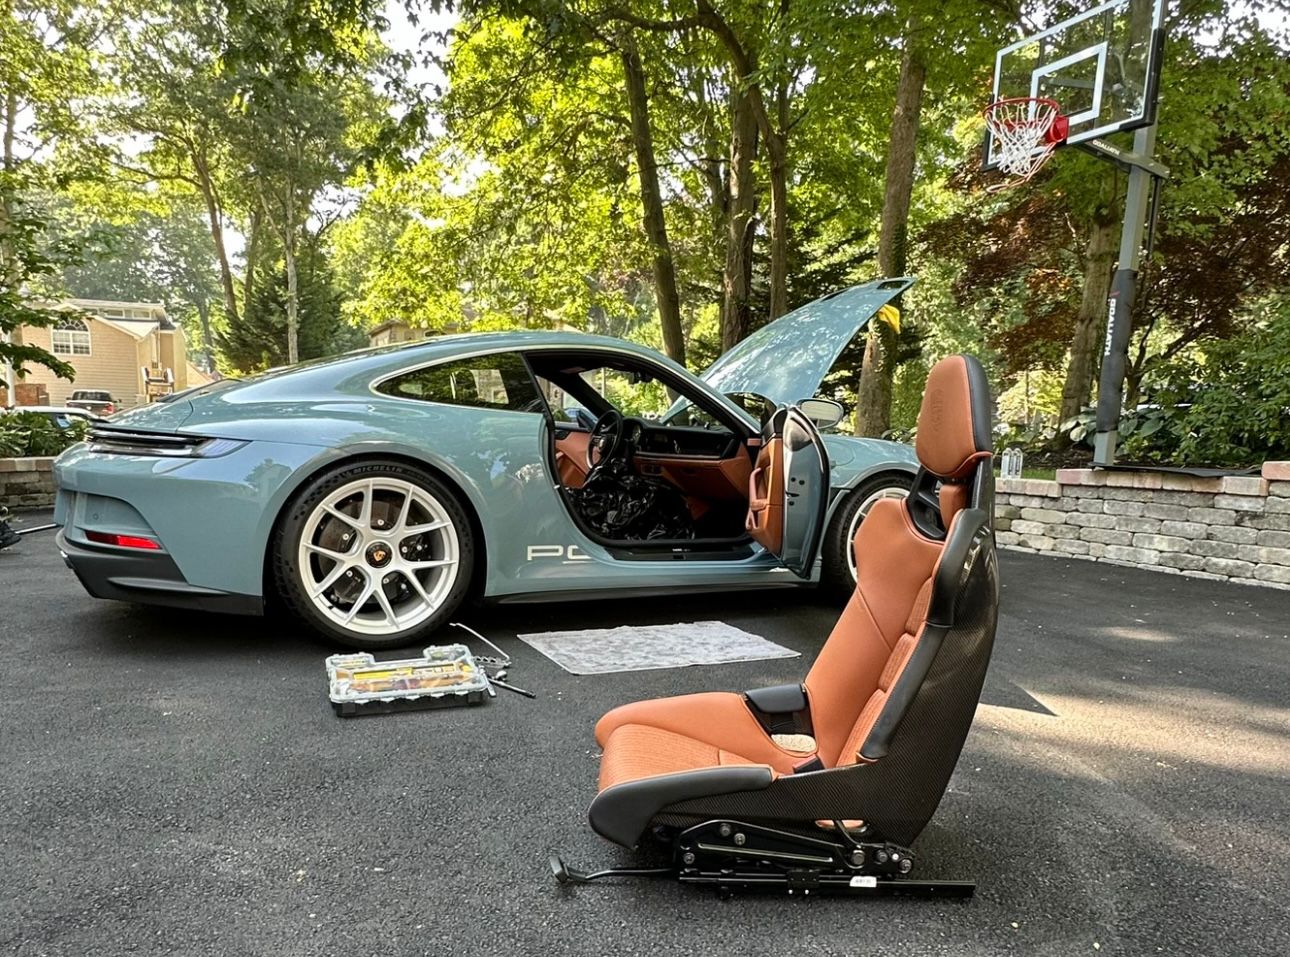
66, 390, 117, 416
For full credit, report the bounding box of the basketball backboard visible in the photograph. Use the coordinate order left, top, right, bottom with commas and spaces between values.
985, 0, 1166, 170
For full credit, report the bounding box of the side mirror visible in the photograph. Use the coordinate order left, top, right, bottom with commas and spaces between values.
797, 397, 845, 430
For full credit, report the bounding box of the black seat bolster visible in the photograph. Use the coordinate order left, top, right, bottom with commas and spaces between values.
860, 508, 992, 762
588, 766, 774, 848
743, 683, 812, 735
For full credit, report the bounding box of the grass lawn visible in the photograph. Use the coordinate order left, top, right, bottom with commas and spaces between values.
995, 466, 1057, 481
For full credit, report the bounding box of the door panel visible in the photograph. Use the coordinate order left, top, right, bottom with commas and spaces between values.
745, 439, 785, 554
743, 407, 829, 578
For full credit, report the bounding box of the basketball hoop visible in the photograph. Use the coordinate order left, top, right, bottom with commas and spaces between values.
983, 97, 1069, 192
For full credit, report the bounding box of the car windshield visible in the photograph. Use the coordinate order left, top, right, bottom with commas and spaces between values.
663, 391, 776, 429
529, 358, 734, 434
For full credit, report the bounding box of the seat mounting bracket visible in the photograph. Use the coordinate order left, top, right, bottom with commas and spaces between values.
551, 819, 976, 899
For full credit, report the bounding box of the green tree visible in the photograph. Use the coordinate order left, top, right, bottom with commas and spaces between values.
922, 4, 1290, 448
1, 0, 103, 395
54, 190, 224, 370
99, 3, 247, 327
217, 231, 363, 372
1123, 295, 1290, 467
99, 0, 410, 367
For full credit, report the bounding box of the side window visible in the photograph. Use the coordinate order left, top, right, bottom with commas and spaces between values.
532, 376, 588, 427
377, 353, 541, 412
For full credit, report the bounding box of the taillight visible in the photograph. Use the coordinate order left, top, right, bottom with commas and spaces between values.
87, 427, 245, 458
85, 531, 161, 550
105, 403, 115, 414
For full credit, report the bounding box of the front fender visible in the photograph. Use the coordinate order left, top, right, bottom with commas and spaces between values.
824, 434, 918, 490
821, 434, 918, 530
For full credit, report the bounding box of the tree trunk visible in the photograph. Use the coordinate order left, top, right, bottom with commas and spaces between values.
284, 203, 299, 365
1123, 366, 1144, 411
194, 297, 214, 371
689, 66, 728, 258
721, 87, 758, 351
1058, 212, 1119, 427
854, 25, 926, 437
766, 125, 788, 320
192, 151, 240, 326
766, 48, 790, 320
1, 89, 20, 286
620, 33, 686, 367
244, 206, 262, 310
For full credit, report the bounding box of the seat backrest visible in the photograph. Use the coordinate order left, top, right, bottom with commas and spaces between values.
805, 354, 995, 768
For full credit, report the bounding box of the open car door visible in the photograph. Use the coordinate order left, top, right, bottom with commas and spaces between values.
744, 406, 830, 578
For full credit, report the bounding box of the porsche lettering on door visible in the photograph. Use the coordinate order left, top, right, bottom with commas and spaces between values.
526, 545, 592, 562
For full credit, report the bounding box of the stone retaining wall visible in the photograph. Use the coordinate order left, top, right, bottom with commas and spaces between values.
0, 457, 57, 509
995, 462, 1290, 589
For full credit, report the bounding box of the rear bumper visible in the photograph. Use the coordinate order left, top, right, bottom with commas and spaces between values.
57, 529, 263, 616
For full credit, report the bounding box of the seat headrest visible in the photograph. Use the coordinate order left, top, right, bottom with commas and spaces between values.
915, 355, 993, 481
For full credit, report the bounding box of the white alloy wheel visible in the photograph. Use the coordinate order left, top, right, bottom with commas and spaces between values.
295, 477, 461, 637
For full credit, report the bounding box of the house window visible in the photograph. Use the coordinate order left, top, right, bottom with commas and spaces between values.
51, 317, 91, 356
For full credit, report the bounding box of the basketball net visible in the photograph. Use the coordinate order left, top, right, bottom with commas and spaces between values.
983, 97, 1069, 192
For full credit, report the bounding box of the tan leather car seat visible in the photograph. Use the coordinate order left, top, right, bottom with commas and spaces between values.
584, 354, 998, 850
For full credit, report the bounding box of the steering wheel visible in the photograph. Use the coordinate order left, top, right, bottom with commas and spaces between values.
586, 409, 625, 475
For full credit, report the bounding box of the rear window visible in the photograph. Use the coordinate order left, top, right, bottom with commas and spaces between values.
73, 391, 111, 401
376, 353, 541, 413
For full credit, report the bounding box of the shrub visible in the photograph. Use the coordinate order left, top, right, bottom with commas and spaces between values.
0, 412, 88, 458
1122, 306, 1290, 467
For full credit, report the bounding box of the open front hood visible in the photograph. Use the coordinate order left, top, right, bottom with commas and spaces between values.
699, 277, 915, 408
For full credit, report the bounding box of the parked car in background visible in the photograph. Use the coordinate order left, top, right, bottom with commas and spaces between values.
3, 406, 104, 429
66, 390, 117, 416
54, 279, 922, 650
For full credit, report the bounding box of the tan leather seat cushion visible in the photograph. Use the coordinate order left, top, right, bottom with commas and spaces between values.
598, 725, 770, 791
595, 691, 809, 786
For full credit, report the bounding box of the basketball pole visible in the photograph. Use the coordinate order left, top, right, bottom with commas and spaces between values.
1092, 121, 1161, 467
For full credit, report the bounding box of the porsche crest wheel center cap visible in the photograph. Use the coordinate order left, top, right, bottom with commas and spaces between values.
365, 542, 393, 568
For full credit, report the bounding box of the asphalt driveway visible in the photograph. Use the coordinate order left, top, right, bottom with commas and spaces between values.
2, 508, 1287, 956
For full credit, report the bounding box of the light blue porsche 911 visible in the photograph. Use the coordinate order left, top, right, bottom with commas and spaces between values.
53, 278, 921, 649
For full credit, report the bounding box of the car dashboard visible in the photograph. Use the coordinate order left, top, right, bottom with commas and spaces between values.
629, 420, 740, 459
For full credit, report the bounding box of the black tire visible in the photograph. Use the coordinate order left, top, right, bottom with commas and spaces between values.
272, 459, 475, 650
820, 472, 914, 597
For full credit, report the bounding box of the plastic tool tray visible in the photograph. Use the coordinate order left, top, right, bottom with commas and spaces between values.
326, 644, 490, 717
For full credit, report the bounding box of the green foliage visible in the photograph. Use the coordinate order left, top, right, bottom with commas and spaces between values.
0, 181, 80, 382
332, 15, 650, 337
921, 6, 1290, 438
217, 237, 363, 373
599, 374, 669, 419
4, 0, 1289, 476
0, 412, 87, 457
1121, 299, 1290, 468
889, 361, 928, 432
88, 0, 406, 366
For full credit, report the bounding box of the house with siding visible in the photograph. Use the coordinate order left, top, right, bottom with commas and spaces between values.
5, 300, 213, 410
367, 320, 467, 348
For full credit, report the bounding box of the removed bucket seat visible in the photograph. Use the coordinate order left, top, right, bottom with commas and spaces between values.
553, 354, 999, 897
